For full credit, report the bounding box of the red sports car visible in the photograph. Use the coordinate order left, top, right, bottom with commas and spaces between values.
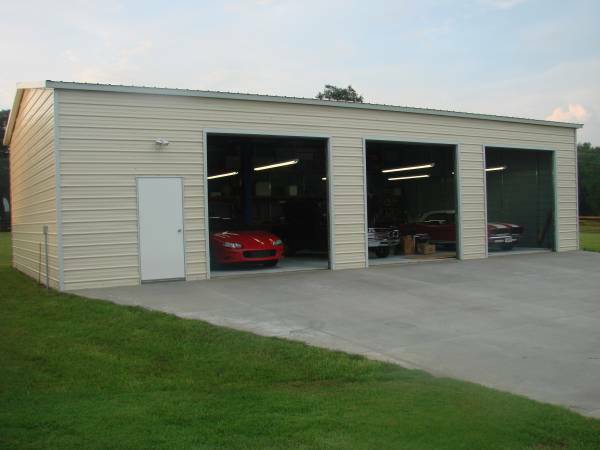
402, 210, 524, 250
209, 218, 284, 267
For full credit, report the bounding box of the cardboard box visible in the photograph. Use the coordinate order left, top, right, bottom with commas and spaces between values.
417, 242, 436, 255
402, 235, 415, 254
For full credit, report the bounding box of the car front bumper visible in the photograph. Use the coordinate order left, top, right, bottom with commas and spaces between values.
214, 246, 284, 264
368, 238, 401, 248
368, 229, 400, 248
488, 234, 520, 245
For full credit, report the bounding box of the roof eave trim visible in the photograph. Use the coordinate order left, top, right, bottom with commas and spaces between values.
3, 89, 24, 146
4, 81, 50, 145
16, 81, 49, 90
44, 80, 583, 129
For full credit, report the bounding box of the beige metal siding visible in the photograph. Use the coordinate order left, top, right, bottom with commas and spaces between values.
555, 129, 579, 251
459, 144, 487, 259
56, 89, 577, 290
9, 89, 58, 288
59, 134, 205, 290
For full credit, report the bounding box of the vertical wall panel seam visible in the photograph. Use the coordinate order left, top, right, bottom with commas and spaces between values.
202, 130, 211, 279
53, 89, 65, 291
134, 178, 142, 283
553, 149, 561, 251
361, 138, 369, 267
574, 130, 580, 250
455, 144, 464, 260
180, 177, 188, 278
482, 145, 489, 258
327, 138, 336, 270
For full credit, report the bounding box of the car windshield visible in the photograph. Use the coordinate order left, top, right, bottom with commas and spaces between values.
423, 213, 454, 224
209, 217, 257, 232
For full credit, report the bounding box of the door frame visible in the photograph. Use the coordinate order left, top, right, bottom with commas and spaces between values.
202, 129, 334, 279
135, 176, 187, 283
362, 136, 462, 267
482, 144, 559, 256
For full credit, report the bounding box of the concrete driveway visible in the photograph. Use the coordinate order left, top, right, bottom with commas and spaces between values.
76, 251, 600, 417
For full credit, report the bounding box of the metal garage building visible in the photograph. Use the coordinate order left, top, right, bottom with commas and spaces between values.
3, 81, 581, 291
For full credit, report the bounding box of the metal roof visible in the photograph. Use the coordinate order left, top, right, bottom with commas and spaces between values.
3, 80, 583, 145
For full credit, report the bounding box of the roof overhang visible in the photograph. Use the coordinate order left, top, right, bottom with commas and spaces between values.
3, 80, 584, 145
3, 82, 47, 146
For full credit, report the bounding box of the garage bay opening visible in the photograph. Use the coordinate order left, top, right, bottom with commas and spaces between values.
485, 147, 555, 255
365, 140, 458, 264
206, 134, 330, 276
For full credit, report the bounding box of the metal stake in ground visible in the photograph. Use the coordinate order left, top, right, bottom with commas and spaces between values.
43, 225, 49, 290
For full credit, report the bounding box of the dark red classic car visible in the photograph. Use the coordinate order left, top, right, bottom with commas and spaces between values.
403, 210, 524, 250
209, 218, 284, 267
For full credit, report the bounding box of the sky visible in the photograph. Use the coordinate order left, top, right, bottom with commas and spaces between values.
1, 0, 599, 142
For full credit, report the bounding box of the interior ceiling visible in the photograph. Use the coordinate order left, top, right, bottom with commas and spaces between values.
366, 141, 457, 226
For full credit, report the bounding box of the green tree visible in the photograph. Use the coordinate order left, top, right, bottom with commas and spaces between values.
316, 84, 364, 102
0, 109, 8, 154
578, 142, 600, 215
0, 109, 10, 230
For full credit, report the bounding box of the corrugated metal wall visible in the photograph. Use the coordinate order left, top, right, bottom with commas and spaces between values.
9, 89, 59, 288
53, 89, 577, 290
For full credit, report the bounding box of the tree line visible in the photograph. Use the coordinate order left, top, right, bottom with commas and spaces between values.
578, 142, 600, 216
0, 110, 9, 230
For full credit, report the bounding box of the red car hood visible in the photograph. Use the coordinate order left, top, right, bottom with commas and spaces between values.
211, 230, 281, 248
488, 222, 522, 232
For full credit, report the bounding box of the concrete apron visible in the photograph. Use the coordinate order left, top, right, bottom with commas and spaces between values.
75, 251, 600, 418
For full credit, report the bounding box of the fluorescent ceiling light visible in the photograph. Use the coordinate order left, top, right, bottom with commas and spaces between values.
254, 159, 299, 172
382, 163, 435, 173
388, 174, 431, 181
207, 171, 238, 180
485, 166, 507, 172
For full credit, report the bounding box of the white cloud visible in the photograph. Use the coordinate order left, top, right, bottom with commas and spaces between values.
546, 104, 589, 123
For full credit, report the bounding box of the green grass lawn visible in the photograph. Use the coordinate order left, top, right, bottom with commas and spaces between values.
581, 219, 600, 252
1, 233, 599, 449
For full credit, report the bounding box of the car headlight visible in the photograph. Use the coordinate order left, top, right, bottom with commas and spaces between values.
272, 239, 283, 246
222, 242, 242, 249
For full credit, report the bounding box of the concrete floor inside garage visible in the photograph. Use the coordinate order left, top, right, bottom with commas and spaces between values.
488, 247, 552, 257
211, 255, 328, 277
77, 250, 600, 418
368, 250, 456, 265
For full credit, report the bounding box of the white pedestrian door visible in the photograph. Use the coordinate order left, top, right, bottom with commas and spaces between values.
137, 177, 185, 281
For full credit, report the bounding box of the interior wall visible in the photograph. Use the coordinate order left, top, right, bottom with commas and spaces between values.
486, 148, 554, 249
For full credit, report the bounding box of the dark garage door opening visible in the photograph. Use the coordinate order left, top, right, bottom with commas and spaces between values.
206, 134, 330, 276
485, 147, 555, 254
366, 140, 458, 264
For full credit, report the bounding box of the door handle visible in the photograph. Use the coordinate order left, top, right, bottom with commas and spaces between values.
177, 229, 182, 233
